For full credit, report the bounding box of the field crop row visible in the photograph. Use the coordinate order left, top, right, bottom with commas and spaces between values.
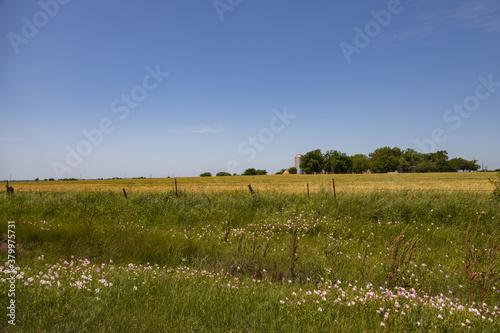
5, 172, 496, 194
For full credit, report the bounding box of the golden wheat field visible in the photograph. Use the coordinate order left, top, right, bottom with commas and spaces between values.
6, 172, 496, 194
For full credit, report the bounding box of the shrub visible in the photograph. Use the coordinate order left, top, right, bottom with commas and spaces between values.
243, 168, 267, 176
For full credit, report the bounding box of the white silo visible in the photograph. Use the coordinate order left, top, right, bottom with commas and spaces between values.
295, 154, 303, 174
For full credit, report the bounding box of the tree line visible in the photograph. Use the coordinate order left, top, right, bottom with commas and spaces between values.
200, 147, 481, 177
293, 147, 480, 174
200, 168, 268, 177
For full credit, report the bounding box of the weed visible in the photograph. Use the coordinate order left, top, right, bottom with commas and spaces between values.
465, 217, 500, 305
358, 234, 372, 286
490, 171, 500, 200
387, 228, 420, 289
290, 227, 299, 280
230, 231, 272, 279
1, 188, 500, 331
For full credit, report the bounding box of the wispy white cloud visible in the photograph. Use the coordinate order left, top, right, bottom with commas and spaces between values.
380, 0, 500, 45
175, 125, 226, 134
384, 24, 435, 43
447, 0, 500, 32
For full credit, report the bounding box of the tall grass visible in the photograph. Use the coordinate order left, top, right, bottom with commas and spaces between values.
1, 190, 499, 271
1, 189, 499, 331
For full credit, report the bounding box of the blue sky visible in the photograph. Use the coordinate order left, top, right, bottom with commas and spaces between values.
1, 0, 499, 180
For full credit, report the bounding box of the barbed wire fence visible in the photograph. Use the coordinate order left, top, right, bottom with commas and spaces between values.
4, 176, 497, 197
170, 178, 496, 196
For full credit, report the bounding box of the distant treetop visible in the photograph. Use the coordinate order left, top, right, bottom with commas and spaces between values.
296, 147, 480, 174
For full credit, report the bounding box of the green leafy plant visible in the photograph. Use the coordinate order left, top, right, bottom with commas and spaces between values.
490, 171, 500, 199
290, 227, 299, 280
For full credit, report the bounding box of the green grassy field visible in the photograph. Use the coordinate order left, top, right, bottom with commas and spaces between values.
1, 174, 499, 331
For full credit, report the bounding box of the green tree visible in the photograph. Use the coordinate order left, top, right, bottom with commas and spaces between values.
216, 172, 231, 176
448, 158, 469, 172
300, 149, 324, 174
324, 150, 352, 174
415, 159, 435, 173
243, 168, 267, 175
200, 172, 212, 177
350, 154, 371, 173
465, 159, 480, 172
415, 151, 456, 173
243, 168, 258, 175
431, 151, 452, 172
369, 147, 402, 173
401, 149, 423, 173
448, 158, 479, 172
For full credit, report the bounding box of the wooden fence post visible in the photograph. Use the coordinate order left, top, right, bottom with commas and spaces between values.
307, 183, 310, 198
248, 184, 255, 195
6, 181, 14, 194
175, 178, 178, 198
332, 178, 337, 200
122, 188, 128, 199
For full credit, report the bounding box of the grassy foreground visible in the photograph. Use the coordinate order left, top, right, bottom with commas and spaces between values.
1, 176, 499, 331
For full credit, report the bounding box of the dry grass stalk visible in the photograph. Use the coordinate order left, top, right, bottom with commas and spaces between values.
465, 218, 500, 305
387, 228, 419, 290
